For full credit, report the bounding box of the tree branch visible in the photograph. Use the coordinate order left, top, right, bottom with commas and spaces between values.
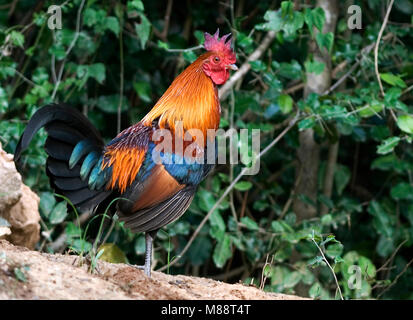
218, 31, 276, 100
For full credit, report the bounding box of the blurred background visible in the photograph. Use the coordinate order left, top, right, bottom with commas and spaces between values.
1, 0, 413, 299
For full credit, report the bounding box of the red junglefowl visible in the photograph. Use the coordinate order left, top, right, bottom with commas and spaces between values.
14, 30, 237, 277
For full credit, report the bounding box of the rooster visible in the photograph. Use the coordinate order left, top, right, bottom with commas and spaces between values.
14, 30, 237, 277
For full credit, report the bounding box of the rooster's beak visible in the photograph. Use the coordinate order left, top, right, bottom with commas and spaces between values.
227, 64, 238, 71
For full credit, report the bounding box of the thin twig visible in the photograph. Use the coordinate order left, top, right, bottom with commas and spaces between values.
13, 69, 37, 88
377, 257, 413, 299
164, 44, 203, 53
324, 33, 392, 96
157, 113, 300, 272
311, 235, 344, 300
51, 0, 86, 101
228, 89, 238, 223
401, 84, 413, 96
152, 0, 173, 41
374, 0, 396, 121
324, 60, 360, 95
259, 254, 274, 290
376, 239, 407, 273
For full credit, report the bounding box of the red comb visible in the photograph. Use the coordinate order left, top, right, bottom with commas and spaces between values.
204, 29, 236, 62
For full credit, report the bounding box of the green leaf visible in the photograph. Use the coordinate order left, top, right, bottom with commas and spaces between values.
298, 118, 316, 131
368, 201, 394, 238
390, 182, 413, 200
380, 73, 407, 88
14, 267, 27, 282
213, 234, 232, 268
334, 164, 351, 195
283, 12, 304, 37
127, 0, 144, 12
209, 210, 226, 233
133, 81, 152, 103
134, 13, 151, 49
39, 192, 56, 217
83, 8, 97, 26
359, 256, 376, 278
280, 1, 294, 18
371, 154, 400, 171
278, 60, 302, 79
304, 60, 325, 75
0, 87, 9, 113
318, 194, 334, 209
104, 16, 120, 36
240, 217, 259, 231
70, 239, 92, 253
249, 60, 266, 72
257, 10, 283, 32
315, 32, 334, 52
358, 103, 384, 118
183, 51, 197, 63
9, 31, 25, 48
376, 236, 395, 257
325, 243, 343, 259
309, 282, 330, 299
157, 40, 169, 49
96, 95, 129, 113
187, 236, 212, 266
234, 181, 253, 191
198, 189, 216, 212
277, 94, 293, 114
49, 201, 68, 224
88, 63, 106, 84
370, 126, 390, 142
193, 30, 205, 45
134, 235, 146, 254
376, 136, 401, 154
397, 114, 413, 134
304, 7, 325, 35
283, 271, 302, 288
65, 222, 82, 240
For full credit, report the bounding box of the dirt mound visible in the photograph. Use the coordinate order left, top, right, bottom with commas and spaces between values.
0, 240, 306, 300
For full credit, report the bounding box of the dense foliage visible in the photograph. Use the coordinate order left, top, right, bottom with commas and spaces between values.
1, 0, 413, 299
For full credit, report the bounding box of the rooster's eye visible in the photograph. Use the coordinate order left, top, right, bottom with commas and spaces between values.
213, 56, 220, 63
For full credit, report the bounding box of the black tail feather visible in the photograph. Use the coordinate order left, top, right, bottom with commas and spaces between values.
15, 103, 112, 213
45, 137, 74, 161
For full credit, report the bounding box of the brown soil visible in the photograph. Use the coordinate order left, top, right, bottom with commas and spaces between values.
0, 240, 307, 300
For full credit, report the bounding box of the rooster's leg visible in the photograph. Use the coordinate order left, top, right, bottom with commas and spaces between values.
129, 231, 156, 277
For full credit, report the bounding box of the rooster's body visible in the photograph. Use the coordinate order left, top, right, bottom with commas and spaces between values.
14, 30, 237, 276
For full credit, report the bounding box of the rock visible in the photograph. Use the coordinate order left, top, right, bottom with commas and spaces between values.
0, 240, 310, 300
3, 185, 40, 249
0, 217, 12, 239
0, 143, 22, 212
0, 143, 41, 249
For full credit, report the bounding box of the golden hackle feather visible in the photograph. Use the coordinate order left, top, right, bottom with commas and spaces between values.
103, 52, 221, 193
142, 52, 221, 139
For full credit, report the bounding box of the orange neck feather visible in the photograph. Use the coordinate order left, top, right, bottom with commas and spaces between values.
142, 52, 221, 138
